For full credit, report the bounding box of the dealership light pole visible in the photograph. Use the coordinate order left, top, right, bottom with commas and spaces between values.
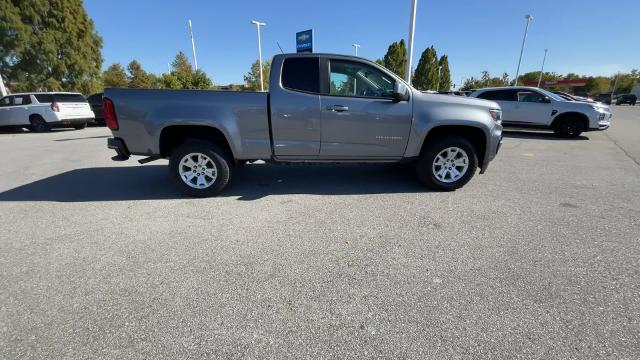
436, 65, 442, 91
0, 72, 6, 96
514, 14, 533, 86
188, 20, 198, 71
405, 0, 418, 84
251, 20, 267, 91
537, 48, 548, 87
352, 43, 360, 56
612, 71, 620, 96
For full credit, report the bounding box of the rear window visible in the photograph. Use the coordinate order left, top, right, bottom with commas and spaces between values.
281, 57, 320, 93
53, 93, 87, 103
34, 94, 54, 103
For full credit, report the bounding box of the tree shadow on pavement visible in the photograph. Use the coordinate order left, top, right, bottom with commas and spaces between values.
502, 130, 589, 141
0, 163, 426, 202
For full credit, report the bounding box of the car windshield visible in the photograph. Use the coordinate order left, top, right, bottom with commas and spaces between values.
536, 88, 566, 102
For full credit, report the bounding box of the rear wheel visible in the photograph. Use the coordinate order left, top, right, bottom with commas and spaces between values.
169, 140, 232, 197
29, 115, 50, 133
416, 136, 478, 191
553, 117, 584, 138
73, 122, 87, 130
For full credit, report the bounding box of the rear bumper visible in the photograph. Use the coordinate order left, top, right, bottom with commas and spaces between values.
107, 137, 130, 161
48, 118, 92, 127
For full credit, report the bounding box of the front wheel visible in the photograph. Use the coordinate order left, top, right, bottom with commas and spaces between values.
169, 140, 232, 197
73, 123, 87, 130
416, 136, 478, 191
553, 117, 584, 138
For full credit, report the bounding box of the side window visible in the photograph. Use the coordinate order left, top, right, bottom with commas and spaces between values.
0, 96, 13, 107
281, 57, 320, 93
478, 90, 517, 101
518, 91, 546, 103
13, 95, 32, 105
34, 94, 54, 103
328, 59, 395, 98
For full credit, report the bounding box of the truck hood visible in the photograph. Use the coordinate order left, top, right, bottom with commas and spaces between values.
413, 90, 501, 110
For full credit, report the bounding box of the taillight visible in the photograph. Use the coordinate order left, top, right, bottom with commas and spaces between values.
50, 102, 60, 112
103, 97, 118, 130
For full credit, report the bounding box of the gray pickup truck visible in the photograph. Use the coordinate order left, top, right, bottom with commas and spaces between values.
105, 53, 503, 197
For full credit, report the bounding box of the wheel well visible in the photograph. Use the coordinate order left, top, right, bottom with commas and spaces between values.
421, 125, 487, 164
29, 114, 43, 121
551, 112, 589, 129
159, 125, 234, 160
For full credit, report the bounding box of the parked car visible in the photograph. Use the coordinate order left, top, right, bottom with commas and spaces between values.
615, 94, 637, 106
0, 92, 94, 132
105, 53, 503, 197
470, 87, 611, 138
593, 93, 613, 105
86, 93, 105, 125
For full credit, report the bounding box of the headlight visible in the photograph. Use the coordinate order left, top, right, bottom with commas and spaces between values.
590, 104, 605, 111
489, 109, 502, 124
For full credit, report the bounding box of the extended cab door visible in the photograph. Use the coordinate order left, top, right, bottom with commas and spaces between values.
318, 58, 412, 157
269, 56, 322, 156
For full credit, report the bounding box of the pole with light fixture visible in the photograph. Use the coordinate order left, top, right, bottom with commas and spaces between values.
537, 48, 548, 88
188, 20, 198, 71
405, 0, 418, 84
251, 20, 267, 91
514, 14, 533, 86
352, 43, 360, 56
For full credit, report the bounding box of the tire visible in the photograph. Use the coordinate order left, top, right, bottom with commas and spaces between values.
73, 122, 87, 130
553, 117, 584, 138
415, 135, 478, 191
29, 115, 50, 133
168, 140, 232, 197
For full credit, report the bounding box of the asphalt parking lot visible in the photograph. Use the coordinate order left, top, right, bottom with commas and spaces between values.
1, 106, 639, 359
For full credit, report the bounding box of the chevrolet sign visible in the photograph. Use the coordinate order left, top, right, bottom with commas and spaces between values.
296, 29, 313, 53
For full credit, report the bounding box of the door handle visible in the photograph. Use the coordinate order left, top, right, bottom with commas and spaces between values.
326, 105, 349, 112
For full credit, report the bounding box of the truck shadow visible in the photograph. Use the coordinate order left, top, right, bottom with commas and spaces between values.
502, 130, 589, 141
0, 163, 426, 202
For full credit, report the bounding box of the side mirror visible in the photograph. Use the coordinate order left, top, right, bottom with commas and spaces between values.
392, 82, 410, 102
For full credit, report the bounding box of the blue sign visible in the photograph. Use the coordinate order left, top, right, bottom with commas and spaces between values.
296, 29, 313, 53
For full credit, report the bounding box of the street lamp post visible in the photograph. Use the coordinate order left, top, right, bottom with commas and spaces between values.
537, 49, 548, 88
514, 14, 533, 86
251, 20, 267, 92
612, 72, 620, 97
188, 20, 198, 71
436, 65, 442, 92
0, 72, 7, 97
352, 43, 360, 56
405, 0, 418, 84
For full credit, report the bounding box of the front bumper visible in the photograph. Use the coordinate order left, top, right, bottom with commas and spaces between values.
480, 124, 503, 174
107, 137, 130, 161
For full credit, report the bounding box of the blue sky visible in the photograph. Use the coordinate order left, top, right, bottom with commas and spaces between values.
85, 0, 639, 87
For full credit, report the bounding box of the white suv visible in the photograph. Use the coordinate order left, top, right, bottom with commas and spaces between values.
471, 87, 611, 138
0, 92, 95, 132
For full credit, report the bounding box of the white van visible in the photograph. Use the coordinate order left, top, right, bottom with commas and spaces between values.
0, 92, 95, 132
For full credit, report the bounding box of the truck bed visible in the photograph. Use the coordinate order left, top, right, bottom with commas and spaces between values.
105, 88, 271, 159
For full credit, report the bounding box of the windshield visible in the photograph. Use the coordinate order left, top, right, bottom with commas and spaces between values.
537, 88, 566, 102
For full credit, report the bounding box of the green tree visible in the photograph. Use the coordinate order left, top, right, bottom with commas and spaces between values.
382, 39, 407, 79
585, 76, 611, 94
413, 46, 438, 90
243, 59, 271, 91
127, 60, 157, 88
102, 63, 128, 88
0, 0, 103, 93
161, 51, 212, 89
438, 55, 451, 91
